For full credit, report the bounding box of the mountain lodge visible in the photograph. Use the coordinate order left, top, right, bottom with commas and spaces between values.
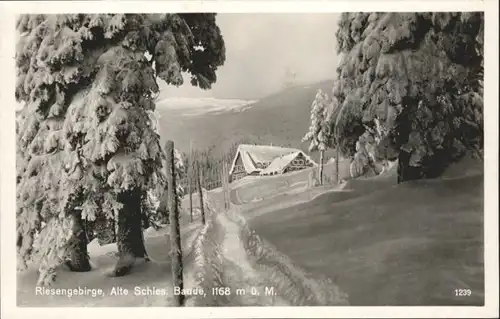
228, 144, 317, 181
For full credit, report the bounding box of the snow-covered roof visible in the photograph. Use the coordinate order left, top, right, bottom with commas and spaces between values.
260, 151, 318, 175
239, 144, 298, 162
229, 144, 317, 175
260, 151, 300, 175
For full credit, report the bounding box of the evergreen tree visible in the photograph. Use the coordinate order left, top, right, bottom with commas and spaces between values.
302, 89, 331, 185
16, 14, 225, 285
333, 12, 483, 182
327, 93, 350, 183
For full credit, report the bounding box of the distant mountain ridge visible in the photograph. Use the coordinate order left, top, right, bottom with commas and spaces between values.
157, 79, 335, 159
156, 97, 257, 116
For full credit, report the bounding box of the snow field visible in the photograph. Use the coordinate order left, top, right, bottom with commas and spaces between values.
227, 207, 350, 306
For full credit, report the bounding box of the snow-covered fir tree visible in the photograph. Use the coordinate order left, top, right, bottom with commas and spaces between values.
141, 109, 163, 228
333, 12, 483, 182
16, 14, 225, 285
327, 94, 355, 182
302, 89, 331, 185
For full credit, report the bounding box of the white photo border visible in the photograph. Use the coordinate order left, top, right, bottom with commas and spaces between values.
1, 1, 498, 318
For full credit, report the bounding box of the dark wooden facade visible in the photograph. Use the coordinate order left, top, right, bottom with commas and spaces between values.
283, 152, 315, 173
231, 153, 247, 181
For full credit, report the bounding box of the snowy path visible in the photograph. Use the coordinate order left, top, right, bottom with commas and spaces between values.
195, 176, 351, 306
208, 207, 348, 306
216, 211, 289, 306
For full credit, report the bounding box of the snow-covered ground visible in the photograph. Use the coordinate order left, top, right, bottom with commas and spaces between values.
16, 164, 389, 307
245, 160, 484, 306
17, 223, 202, 307
155, 97, 257, 116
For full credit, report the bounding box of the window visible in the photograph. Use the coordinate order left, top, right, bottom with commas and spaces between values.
292, 159, 304, 166
234, 165, 245, 173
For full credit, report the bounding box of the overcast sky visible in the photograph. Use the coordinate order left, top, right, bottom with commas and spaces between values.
160, 13, 340, 100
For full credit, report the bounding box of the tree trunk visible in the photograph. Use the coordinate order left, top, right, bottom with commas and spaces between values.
189, 186, 193, 222
66, 210, 91, 272
225, 162, 230, 209
397, 151, 422, 183
141, 209, 151, 261
221, 164, 226, 209
188, 141, 194, 222
112, 187, 147, 277
397, 152, 406, 184
222, 162, 230, 210
85, 219, 95, 243
335, 147, 340, 184
142, 212, 150, 230
196, 162, 206, 225
318, 150, 324, 185
166, 140, 185, 306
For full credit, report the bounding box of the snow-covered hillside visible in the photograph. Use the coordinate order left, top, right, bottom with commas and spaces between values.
154, 80, 335, 156
155, 97, 257, 116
